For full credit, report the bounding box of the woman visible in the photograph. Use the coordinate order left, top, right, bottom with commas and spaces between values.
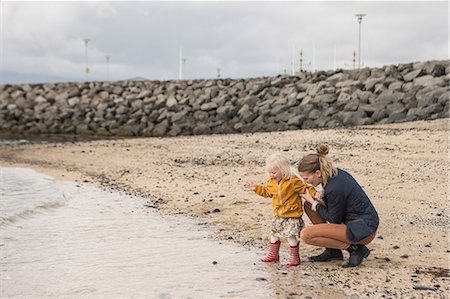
298, 144, 379, 268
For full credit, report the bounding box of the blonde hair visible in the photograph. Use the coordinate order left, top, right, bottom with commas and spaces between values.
297, 144, 337, 186
266, 152, 295, 180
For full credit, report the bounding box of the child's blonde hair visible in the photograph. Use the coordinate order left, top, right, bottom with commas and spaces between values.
266, 152, 295, 179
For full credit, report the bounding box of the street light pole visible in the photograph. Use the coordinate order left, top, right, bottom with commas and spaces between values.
179, 46, 183, 80
182, 58, 187, 79
83, 38, 90, 80
106, 55, 111, 81
355, 14, 366, 69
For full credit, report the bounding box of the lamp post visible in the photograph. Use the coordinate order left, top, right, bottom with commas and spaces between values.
83, 38, 90, 80
182, 58, 187, 79
179, 46, 183, 80
105, 55, 111, 81
355, 14, 366, 69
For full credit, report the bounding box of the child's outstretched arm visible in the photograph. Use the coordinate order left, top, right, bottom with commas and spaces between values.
244, 180, 272, 198
244, 181, 257, 191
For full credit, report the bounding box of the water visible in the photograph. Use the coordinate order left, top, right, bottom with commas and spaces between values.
0, 133, 126, 146
1, 168, 276, 298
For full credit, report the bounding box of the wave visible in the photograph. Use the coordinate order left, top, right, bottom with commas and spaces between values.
0, 193, 69, 227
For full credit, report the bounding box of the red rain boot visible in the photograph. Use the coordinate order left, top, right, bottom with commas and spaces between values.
288, 245, 300, 266
260, 240, 281, 263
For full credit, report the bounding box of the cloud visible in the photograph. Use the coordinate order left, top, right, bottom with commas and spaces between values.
1, 1, 448, 83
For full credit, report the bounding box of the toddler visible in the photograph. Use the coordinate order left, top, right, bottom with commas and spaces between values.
244, 152, 316, 266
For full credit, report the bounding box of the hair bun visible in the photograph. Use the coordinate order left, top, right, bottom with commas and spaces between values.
316, 143, 330, 155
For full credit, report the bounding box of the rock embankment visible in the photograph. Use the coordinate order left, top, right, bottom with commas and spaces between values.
0, 60, 448, 137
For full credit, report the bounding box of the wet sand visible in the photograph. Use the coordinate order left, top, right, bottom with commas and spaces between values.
1, 118, 449, 298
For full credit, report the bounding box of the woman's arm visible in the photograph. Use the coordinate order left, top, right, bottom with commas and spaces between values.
315, 190, 346, 223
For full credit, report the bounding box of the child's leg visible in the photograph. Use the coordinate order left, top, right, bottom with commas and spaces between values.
261, 235, 281, 263
287, 235, 300, 266
271, 236, 280, 243
287, 236, 298, 246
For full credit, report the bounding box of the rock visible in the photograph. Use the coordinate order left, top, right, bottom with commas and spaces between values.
388, 81, 403, 92
193, 123, 211, 135
171, 111, 187, 123
152, 120, 169, 137
343, 98, 360, 111
243, 95, 259, 107
414, 75, 444, 87
200, 102, 218, 111
168, 124, 182, 136
338, 110, 366, 126
34, 96, 47, 104
413, 285, 437, 291
430, 64, 446, 77
313, 93, 337, 104
336, 92, 351, 108
0, 60, 447, 137
364, 77, 385, 91
388, 110, 407, 123
277, 111, 296, 123
112, 85, 124, 95
68, 97, 80, 107
403, 69, 423, 82
193, 110, 209, 121
166, 96, 178, 109
287, 114, 305, 126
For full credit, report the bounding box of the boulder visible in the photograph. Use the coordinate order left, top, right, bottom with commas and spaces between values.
193, 123, 212, 135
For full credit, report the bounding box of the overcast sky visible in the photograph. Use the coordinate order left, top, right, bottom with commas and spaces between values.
0, 1, 448, 83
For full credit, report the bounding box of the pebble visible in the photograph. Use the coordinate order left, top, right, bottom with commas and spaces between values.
413, 285, 436, 291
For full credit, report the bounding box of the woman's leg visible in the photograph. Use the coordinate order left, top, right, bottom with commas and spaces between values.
301, 222, 377, 248
301, 206, 343, 261
358, 230, 377, 245
303, 201, 327, 224
300, 223, 351, 250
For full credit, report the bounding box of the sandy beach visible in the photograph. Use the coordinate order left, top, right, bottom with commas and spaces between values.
1, 118, 448, 298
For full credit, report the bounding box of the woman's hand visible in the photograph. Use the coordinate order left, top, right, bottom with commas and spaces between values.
315, 191, 325, 206
244, 181, 256, 191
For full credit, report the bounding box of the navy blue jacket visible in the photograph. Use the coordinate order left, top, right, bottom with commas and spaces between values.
316, 169, 379, 243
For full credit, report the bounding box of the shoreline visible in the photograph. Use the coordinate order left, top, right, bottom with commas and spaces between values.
1, 119, 449, 298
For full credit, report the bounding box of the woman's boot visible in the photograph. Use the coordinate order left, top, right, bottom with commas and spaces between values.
288, 245, 300, 266
260, 240, 280, 263
308, 248, 343, 262
343, 244, 370, 267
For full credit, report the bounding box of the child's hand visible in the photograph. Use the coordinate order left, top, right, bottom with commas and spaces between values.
244, 181, 256, 191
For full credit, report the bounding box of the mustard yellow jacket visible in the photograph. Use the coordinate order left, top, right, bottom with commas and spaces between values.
255, 176, 316, 218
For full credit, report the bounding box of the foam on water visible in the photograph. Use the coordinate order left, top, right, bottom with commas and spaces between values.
0, 168, 68, 226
